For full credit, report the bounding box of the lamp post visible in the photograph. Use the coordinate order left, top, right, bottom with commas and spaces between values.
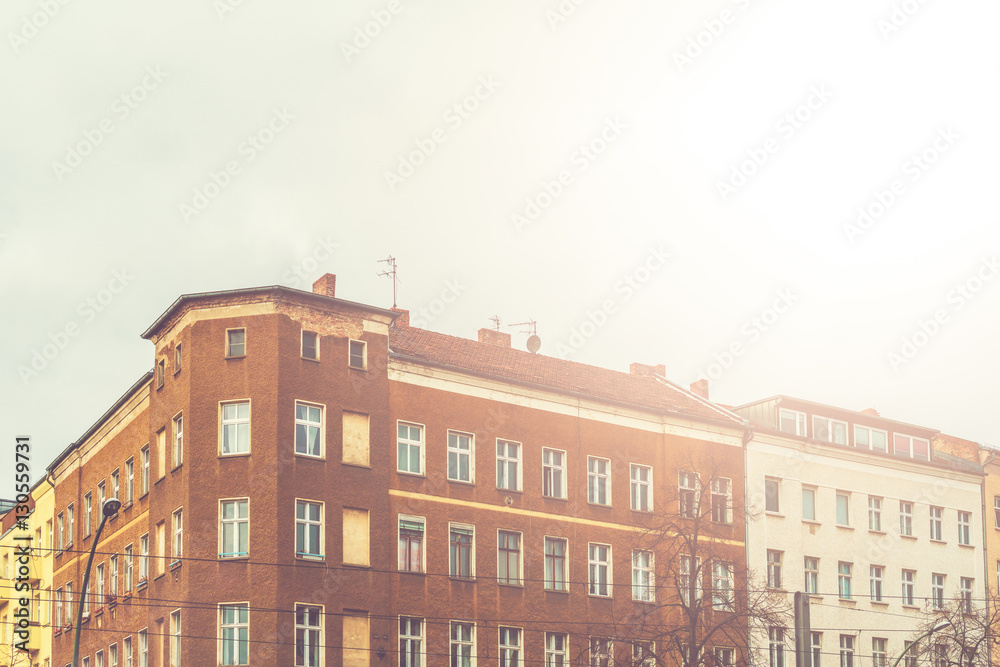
72, 497, 122, 667
889, 620, 953, 667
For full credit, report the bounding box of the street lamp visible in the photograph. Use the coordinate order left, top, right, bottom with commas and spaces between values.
889, 620, 953, 667
72, 497, 122, 667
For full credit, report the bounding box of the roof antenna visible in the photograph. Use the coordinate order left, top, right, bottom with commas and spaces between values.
509, 319, 541, 354
488, 315, 502, 331
377, 255, 399, 308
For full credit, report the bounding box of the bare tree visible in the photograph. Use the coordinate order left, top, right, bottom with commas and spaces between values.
900, 591, 1000, 667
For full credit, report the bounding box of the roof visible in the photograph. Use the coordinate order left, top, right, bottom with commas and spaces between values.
735, 394, 939, 435
389, 326, 743, 427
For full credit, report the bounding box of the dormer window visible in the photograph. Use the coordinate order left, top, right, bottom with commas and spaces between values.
778, 409, 806, 436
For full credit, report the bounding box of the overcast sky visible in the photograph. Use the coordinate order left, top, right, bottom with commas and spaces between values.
3, 0, 998, 498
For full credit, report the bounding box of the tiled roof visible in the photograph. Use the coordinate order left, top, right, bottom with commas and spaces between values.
389, 325, 742, 427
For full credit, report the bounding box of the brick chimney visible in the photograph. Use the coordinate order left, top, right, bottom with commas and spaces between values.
391, 308, 409, 327
312, 274, 336, 297
629, 362, 666, 378
860, 407, 879, 417
690, 379, 709, 400
478, 328, 511, 348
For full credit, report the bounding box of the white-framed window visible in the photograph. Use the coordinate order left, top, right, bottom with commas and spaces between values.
802, 487, 816, 521
542, 448, 566, 499
836, 492, 850, 526
98, 482, 106, 511
125, 458, 134, 505
110, 555, 118, 595
172, 414, 183, 467
220, 603, 249, 666
226, 328, 246, 357
590, 638, 613, 667
544, 536, 568, 591
124, 636, 133, 667
93, 562, 103, 612
57, 512, 64, 550
399, 617, 424, 667
398, 516, 425, 573
545, 632, 569, 666
870, 565, 884, 602
220, 499, 249, 558
111, 643, 119, 667
711, 477, 732, 523
174, 343, 182, 373
630, 464, 652, 512
172, 508, 183, 562
348, 339, 366, 370
680, 555, 702, 606
496, 440, 521, 491
901, 569, 915, 606
449, 621, 474, 667
156, 359, 165, 389
769, 627, 785, 667
933, 644, 948, 667
712, 560, 734, 610
634, 642, 656, 667
294, 402, 324, 458
220, 401, 251, 455
960, 577, 974, 614
449, 524, 474, 580
838, 562, 852, 599
447, 430, 474, 483
778, 408, 806, 436
498, 530, 522, 586
930, 506, 943, 541
804, 557, 818, 595
139, 534, 149, 581
588, 543, 612, 597
854, 425, 888, 452
715, 647, 735, 667
893, 433, 930, 460
84, 492, 92, 537
140, 446, 149, 496
587, 456, 611, 505
767, 550, 782, 589
958, 510, 972, 545
900, 501, 913, 536
813, 416, 848, 444
872, 638, 887, 667
764, 477, 779, 514
632, 550, 654, 602
67, 504, 75, 545
839, 635, 854, 667
868, 497, 882, 531
932, 573, 945, 609
680, 471, 699, 517
124, 544, 133, 591
294, 604, 322, 667
994, 496, 1000, 529
112, 470, 120, 500
170, 610, 181, 667
811, 633, 822, 667
397, 422, 424, 475
295, 500, 323, 560
498, 626, 522, 666
139, 628, 148, 667
301, 331, 319, 360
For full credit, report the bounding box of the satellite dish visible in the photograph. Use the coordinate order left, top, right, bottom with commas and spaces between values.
526, 335, 541, 354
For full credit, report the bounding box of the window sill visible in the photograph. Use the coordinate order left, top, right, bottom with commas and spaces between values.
449, 576, 475, 583
294, 453, 326, 461
295, 555, 325, 562
901, 604, 920, 611
398, 570, 426, 576
839, 598, 857, 605
219, 555, 249, 561
801, 519, 821, 525
218, 452, 251, 459
341, 462, 372, 470
139, 493, 149, 501
397, 470, 426, 479
929, 539, 946, 545
958, 543, 975, 549
121, 501, 133, 511
836, 524, 854, 530
544, 587, 570, 595
301, 356, 320, 363
136, 580, 148, 591
169, 559, 182, 570
869, 530, 886, 535
225, 354, 246, 360
348, 365, 368, 372
171, 464, 182, 473
765, 512, 784, 518
497, 582, 524, 589
343, 562, 372, 569
542, 495, 568, 502
588, 594, 613, 600
870, 601, 889, 607
900, 534, 917, 540
497, 487, 523, 494
588, 502, 612, 509
154, 573, 166, 581
447, 478, 475, 486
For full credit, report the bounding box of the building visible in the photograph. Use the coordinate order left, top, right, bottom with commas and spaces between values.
42, 274, 755, 666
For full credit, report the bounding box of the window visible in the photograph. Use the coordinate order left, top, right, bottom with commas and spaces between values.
811, 633, 822, 667
543, 448, 566, 499
546, 633, 569, 666
932, 573, 945, 609
634, 642, 656, 667
680, 555, 702, 606
680, 471, 700, 516
715, 647, 735, 667
711, 478, 732, 523
157, 359, 165, 388
342, 508, 370, 566
138, 629, 148, 667
802, 487, 816, 521
172, 509, 183, 561
779, 408, 806, 435
838, 562, 852, 599
157, 428, 168, 479
449, 524, 474, 580
226, 329, 245, 357
804, 557, 819, 595
348, 339, 366, 369
995, 496, 1000, 529
220, 499, 249, 558
294, 604, 322, 667
397, 422, 423, 475
447, 431, 474, 483
98, 482, 106, 511
124, 636, 132, 667
496, 440, 521, 491
901, 570, 915, 606
342, 411, 370, 467
903, 643, 918, 667
140, 446, 149, 496
900, 501, 913, 536
868, 497, 882, 531
958, 511, 971, 545
57, 512, 64, 550
960, 577, 973, 613
632, 550, 654, 602
294, 402, 323, 457
139, 534, 149, 580
84, 493, 92, 537
221, 402, 251, 455
125, 459, 134, 504
173, 414, 183, 467
170, 610, 181, 667
398, 516, 425, 573
93, 563, 103, 612
544, 537, 568, 591
854, 425, 888, 452
499, 626, 522, 667
764, 478, 779, 513
769, 627, 785, 667
630, 464, 652, 511
893, 434, 930, 460
498, 530, 521, 586
933, 644, 947, 667
55, 587, 62, 627
111, 644, 118, 667
450, 622, 474, 667
767, 550, 782, 589
174, 343, 182, 372
836, 493, 850, 526
399, 617, 423, 667
124, 545, 133, 590
67, 504, 74, 544
220, 604, 249, 666
870, 565, 883, 602
301, 331, 318, 360
112, 470, 121, 500
813, 416, 847, 444
839, 635, 854, 667
295, 500, 323, 560
712, 561, 733, 610
590, 638, 613, 667
930, 506, 943, 541
111, 555, 118, 595
156, 521, 166, 576
588, 457, 611, 505
588, 543, 611, 596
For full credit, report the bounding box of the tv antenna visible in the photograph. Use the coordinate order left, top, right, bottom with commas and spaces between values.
377, 256, 400, 307
508, 319, 541, 354
488, 315, 502, 331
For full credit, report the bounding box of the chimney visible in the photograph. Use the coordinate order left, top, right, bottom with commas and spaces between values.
861, 407, 879, 417
391, 308, 409, 327
478, 328, 511, 348
629, 362, 666, 378
690, 379, 709, 400
312, 274, 336, 297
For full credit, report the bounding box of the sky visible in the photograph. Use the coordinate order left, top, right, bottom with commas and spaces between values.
2, 0, 998, 499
